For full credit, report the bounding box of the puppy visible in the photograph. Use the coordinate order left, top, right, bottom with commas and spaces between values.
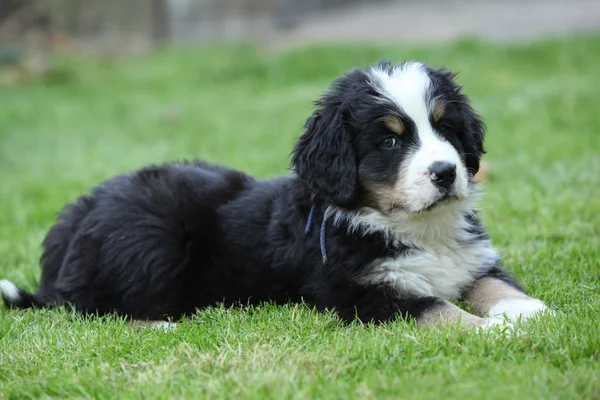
1, 61, 551, 329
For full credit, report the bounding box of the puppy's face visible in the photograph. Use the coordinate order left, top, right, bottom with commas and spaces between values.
292, 61, 485, 215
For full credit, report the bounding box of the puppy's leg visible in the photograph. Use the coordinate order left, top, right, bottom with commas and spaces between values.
335, 290, 486, 328
417, 300, 488, 328
465, 268, 551, 324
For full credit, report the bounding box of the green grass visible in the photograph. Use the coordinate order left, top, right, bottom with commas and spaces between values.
1, 35, 600, 399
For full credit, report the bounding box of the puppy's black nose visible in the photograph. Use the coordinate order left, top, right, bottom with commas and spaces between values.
428, 161, 456, 189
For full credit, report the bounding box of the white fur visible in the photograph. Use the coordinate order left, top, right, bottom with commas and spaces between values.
370, 245, 498, 301
488, 298, 549, 321
331, 206, 500, 301
368, 62, 469, 212
480, 298, 551, 334
0, 279, 21, 302
328, 185, 479, 245
480, 316, 516, 333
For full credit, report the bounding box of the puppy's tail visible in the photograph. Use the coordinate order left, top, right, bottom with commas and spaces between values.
0, 279, 45, 309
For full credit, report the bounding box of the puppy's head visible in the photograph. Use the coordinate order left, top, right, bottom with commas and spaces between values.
291, 60, 485, 214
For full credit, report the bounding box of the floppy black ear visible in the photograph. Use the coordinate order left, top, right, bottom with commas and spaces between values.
461, 104, 486, 177
291, 102, 358, 207
429, 66, 486, 177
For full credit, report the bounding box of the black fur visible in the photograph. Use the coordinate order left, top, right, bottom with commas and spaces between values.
291, 68, 372, 207
2, 61, 526, 324
425, 67, 486, 176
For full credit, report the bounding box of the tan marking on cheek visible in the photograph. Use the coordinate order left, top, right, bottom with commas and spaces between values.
383, 115, 404, 135
418, 301, 486, 327
432, 99, 446, 122
364, 182, 406, 212
465, 277, 529, 316
392, 163, 410, 207
361, 142, 411, 213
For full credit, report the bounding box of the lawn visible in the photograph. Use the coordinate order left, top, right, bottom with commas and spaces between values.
0, 35, 599, 399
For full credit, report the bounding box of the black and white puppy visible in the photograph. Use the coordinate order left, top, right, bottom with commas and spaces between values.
1, 61, 551, 329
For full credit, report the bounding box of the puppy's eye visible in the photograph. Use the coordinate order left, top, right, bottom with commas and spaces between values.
438, 123, 453, 133
380, 137, 398, 148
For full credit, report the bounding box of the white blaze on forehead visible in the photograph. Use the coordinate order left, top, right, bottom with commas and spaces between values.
368, 62, 459, 161
369, 62, 432, 131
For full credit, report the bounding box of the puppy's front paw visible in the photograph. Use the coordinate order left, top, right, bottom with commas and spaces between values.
488, 298, 552, 322
478, 298, 554, 336
479, 315, 516, 335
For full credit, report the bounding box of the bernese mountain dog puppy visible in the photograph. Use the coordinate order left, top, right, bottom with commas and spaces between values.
1, 61, 552, 329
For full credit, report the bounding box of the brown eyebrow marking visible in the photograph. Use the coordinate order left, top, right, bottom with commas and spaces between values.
382, 115, 404, 135
431, 99, 446, 122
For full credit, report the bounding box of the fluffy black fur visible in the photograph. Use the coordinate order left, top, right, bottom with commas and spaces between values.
2, 61, 522, 324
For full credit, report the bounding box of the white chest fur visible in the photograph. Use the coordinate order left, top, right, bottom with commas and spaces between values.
331, 204, 500, 301
368, 240, 499, 301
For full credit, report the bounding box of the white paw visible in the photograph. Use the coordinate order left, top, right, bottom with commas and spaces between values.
478, 298, 554, 336
488, 298, 552, 322
479, 315, 516, 335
